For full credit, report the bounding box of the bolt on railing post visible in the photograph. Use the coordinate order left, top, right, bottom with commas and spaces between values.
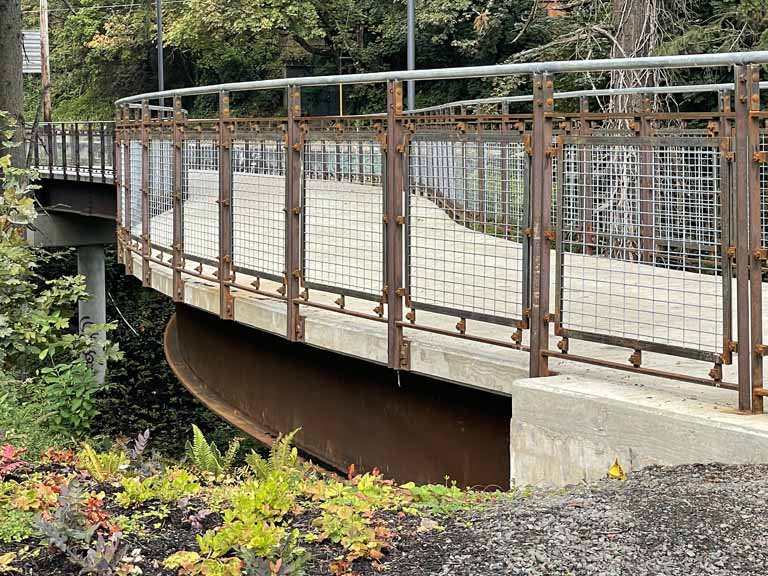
172, 96, 185, 302
529, 72, 554, 378
386, 79, 407, 369
286, 86, 304, 341
734, 65, 758, 411
218, 91, 234, 320
141, 100, 152, 287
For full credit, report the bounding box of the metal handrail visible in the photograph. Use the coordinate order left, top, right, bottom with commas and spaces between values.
115, 51, 768, 105
406, 81, 768, 114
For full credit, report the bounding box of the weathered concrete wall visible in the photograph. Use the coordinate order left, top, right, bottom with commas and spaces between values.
510, 375, 768, 487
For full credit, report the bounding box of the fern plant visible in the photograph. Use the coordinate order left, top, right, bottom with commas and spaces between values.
185, 425, 240, 475
245, 429, 300, 483
78, 444, 126, 483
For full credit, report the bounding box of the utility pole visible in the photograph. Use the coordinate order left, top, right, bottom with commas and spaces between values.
156, 0, 164, 109
406, 0, 415, 110
40, 0, 52, 123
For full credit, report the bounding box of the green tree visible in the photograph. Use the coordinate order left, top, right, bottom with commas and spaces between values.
0, 111, 121, 447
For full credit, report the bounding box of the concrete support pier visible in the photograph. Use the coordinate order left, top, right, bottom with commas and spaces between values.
77, 245, 107, 384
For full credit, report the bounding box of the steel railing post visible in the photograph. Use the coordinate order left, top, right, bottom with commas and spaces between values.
173, 96, 185, 302
125, 108, 135, 275
501, 102, 510, 237
61, 124, 67, 180
87, 122, 94, 180
286, 86, 304, 341
719, 91, 735, 368
638, 94, 654, 263
734, 65, 757, 411
386, 80, 407, 369
744, 66, 764, 412
100, 122, 107, 183
141, 100, 151, 287
579, 96, 595, 254
529, 73, 554, 377
114, 111, 123, 265
218, 91, 234, 319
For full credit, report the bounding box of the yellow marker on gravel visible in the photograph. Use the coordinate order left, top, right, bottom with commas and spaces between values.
608, 458, 627, 480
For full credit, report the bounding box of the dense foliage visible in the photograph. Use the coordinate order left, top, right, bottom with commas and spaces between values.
0, 111, 121, 453
0, 428, 507, 575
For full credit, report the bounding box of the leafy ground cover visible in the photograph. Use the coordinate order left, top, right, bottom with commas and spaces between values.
0, 428, 509, 576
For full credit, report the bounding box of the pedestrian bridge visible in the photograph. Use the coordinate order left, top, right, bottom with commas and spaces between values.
31, 51, 768, 488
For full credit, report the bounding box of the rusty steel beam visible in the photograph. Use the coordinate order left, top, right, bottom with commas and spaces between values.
719, 91, 734, 366
172, 96, 185, 302
529, 73, 554, 377
386, 80, 406, 369
734, 65, 756, 412
218, 91, 234, 319
744, 66, 764, 412
286, 87, 304, 341
165, 303, 511, 488
141, 101, 151, 287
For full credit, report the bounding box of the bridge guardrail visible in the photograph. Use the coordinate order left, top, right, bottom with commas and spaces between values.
110, 53, 768, 412
26, 121, 115, 183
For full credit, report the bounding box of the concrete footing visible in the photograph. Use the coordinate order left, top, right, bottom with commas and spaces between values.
510, 375, 768, 487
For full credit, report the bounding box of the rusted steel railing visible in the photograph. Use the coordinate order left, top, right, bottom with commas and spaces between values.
110, 53, 768, 412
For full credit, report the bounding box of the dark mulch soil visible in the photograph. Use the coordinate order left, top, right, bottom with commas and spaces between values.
4, 463, 768, 575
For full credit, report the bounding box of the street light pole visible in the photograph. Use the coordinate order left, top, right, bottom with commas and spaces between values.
155, 0, 165, 109
406, 0, 415, 110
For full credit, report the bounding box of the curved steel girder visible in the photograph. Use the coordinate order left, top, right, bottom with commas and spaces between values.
164, 304, 511, 488
36, 178, 116, 220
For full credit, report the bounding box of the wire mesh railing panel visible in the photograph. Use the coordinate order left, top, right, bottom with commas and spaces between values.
119, 143, 127, 226
557, 137, 724, 359
182, 136, 220, 264
129, 140, 143, 237
406, 132, 529, 325
149, 137, 174, 250
302, 132, 385, 298
232, 133, 286, 281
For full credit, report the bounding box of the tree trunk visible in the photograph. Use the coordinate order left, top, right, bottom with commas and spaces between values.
0, 0, 25, 169
610, 0, 657, 113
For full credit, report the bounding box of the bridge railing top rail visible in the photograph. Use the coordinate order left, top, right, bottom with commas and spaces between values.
115, 51, 768, 105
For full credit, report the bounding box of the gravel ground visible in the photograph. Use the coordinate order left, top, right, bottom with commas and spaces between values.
391, 464, 768, 576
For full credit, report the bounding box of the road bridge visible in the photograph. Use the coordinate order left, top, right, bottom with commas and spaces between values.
30, 52, 768, 487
